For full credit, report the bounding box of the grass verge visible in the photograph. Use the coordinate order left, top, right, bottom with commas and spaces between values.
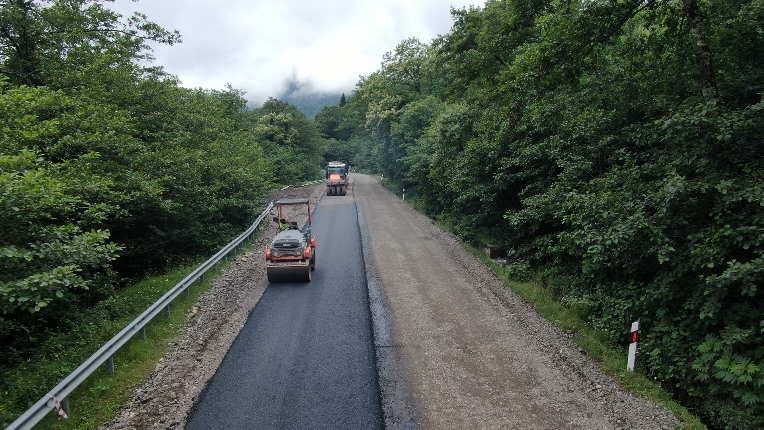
0, 237, 258, 430
465, 244, 707, 430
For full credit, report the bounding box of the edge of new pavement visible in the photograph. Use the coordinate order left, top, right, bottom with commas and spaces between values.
355, 177, 418, 430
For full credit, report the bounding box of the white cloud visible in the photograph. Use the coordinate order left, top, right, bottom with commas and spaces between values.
108, 0, 484, 105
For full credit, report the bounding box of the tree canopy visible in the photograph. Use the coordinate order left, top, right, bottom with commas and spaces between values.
321, 0, 764, 427
0, 0, 323, 373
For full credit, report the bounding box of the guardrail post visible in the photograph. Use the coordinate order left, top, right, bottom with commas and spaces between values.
107, 356, 115, 374
164, 304, 171, 317
47, 396, 69, 420
184, 286, 190, 298
140, 326, 146, 340
62, 397, 70, 417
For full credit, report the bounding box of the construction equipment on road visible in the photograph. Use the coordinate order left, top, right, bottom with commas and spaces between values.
325, 161, 350, 196
265, 198, 316, 282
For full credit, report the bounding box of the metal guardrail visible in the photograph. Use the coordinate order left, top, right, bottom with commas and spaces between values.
7, 202, 274, 430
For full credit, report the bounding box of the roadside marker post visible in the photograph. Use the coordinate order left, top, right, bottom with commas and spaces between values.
47, 396, 68, 419
627, 321, 639, 371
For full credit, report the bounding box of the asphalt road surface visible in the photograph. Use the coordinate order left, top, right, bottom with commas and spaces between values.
185, 184, 382, 429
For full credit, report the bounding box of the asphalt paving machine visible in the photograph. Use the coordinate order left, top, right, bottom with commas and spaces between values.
325, 161, 349, 196
264, 198, 316, 282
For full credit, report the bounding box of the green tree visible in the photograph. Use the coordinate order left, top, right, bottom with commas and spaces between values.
0, 0, 180, 88
0, 148, 121, 365
0, 1, 280, 368
252, 98, 323, 184
354, 38, 433, 182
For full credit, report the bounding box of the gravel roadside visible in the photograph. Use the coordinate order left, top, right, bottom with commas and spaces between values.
354, 173, 679, 430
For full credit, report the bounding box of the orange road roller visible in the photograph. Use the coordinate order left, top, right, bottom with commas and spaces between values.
264, 198, 316, 282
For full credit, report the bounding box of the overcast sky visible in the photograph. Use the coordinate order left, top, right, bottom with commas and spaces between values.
108, 0, 484, 106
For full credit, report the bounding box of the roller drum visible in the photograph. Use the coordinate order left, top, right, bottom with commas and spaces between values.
267, 263, 312, 282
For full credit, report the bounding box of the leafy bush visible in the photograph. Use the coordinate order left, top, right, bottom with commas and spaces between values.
503, 261, 533, 282
0, 150, 121, 365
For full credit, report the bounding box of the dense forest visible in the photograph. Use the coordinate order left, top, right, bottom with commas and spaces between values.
2, 0, 762, 429
0, 0, 326, 370
314, 0, 763, 428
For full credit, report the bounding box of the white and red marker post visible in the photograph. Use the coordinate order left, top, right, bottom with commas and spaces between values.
627, 321, 639, 371
48, 396, 68, 419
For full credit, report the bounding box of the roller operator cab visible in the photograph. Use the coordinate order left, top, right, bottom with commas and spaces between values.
325, 161, 349, 196
264, 198, 316, 282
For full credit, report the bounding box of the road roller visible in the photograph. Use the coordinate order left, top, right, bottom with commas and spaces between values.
325, 161, 349, 196
264, 198, 316, 282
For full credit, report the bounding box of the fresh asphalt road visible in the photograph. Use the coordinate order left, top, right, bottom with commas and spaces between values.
185, 189, 382, 429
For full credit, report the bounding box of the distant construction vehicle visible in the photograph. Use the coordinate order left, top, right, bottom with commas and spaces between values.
325, 161, 350, 196
264, 198, 316, 282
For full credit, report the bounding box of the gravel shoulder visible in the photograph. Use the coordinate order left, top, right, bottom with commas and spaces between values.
354, 173, 679, 430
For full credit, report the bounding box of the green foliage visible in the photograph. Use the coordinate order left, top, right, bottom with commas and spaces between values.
0, 261, 212, 429
0, 1, 319, 373
2, 0, 761, 427
251, 98, 323, 184
108, 86, 277, 275
353, 38, 434, 183
0, 0, 180, 88
502, 260, 533, 282
0, 147, 121, 365
329, 0, 764, 427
